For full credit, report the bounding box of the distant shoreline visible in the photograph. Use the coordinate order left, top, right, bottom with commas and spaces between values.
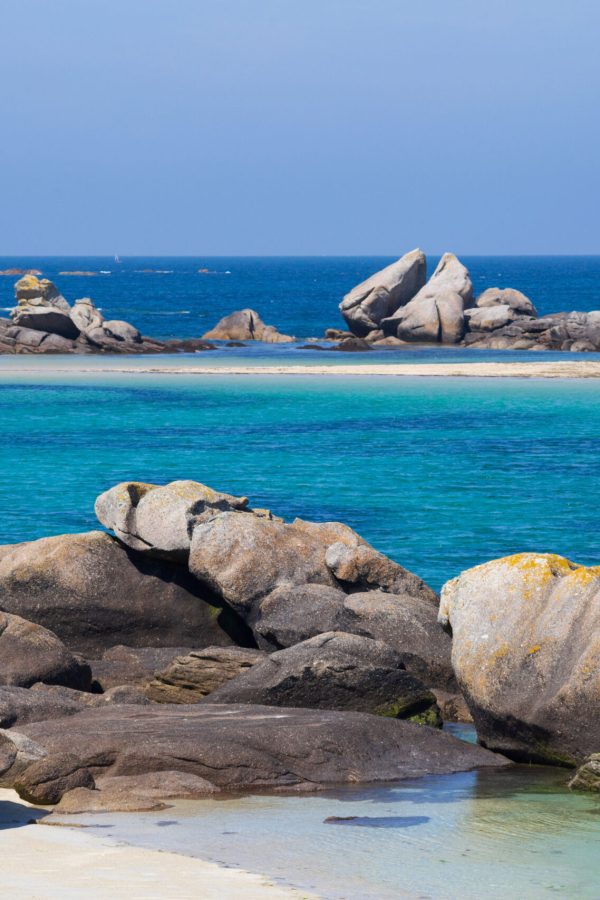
1, 360, 600, 378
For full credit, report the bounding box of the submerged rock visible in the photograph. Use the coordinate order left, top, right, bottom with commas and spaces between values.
203, 309, 294, 343
439, 553, 600, 765
204, 631, 440, 721
340, 249, 426, 337
2, 703, 509, 804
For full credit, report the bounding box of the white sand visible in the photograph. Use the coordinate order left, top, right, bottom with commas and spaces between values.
0, 789, 317, 900
2, 360, 600, 378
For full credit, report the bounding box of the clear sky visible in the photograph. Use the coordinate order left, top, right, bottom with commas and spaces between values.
1, 0, 598, 255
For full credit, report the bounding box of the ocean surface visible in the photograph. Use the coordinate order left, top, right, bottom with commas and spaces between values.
0, 371, 598, 591
1, 255, 600, 340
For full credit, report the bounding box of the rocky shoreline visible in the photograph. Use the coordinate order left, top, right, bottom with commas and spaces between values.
0, 478, 596, 813
2, 260, 600, 356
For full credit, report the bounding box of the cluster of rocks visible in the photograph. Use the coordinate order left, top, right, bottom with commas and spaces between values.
339, 250, 600, 351
0, 479, 509, 811
0, 276, 219, 355
0, 480, 596, 812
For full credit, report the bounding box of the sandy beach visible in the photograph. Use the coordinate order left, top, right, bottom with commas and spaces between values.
0, 789, 316, 900
2, 359, 600, 378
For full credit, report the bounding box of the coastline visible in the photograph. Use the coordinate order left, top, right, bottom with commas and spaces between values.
2, 359, 600, 378
0, 789, 316, 900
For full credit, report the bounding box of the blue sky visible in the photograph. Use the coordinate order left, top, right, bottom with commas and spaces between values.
1, 0, 598, 255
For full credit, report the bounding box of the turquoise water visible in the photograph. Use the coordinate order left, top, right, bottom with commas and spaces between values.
1, 368, 598, 590
52, 761, 600, 899
2, 256, 600, 340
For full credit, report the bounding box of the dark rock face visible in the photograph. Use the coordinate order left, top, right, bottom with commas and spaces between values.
0, 531, 254, 657
146, 646, 267, 703
0, 612, 90, 690
204, 632, 439, 721
3, 703, 509, 804
464, 310, 600, 351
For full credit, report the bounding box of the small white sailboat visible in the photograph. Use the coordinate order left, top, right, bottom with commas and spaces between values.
114, 254, 122, 264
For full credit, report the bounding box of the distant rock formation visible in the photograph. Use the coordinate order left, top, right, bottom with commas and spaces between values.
0, 275, 216, 355
339, 253, 600, 351
203, 308, 294, 343
340, 249, 426, 337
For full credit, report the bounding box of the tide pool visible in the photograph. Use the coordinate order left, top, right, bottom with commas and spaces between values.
1, 370, 599, 589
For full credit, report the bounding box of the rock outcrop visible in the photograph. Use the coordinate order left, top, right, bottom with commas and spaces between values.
203, 309, 294, 343
89, 645, 195, 691
439, 553, 600, 765
0, 703, 508, 805
146, 646, 266, 703
339, 249, 426, 337
0, 531, 253, 656
204, 632, 440, 722
382, 253, 474, 343
0, 613, 90, 690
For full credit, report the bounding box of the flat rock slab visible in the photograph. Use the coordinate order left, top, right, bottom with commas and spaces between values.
8, 703, 509, 804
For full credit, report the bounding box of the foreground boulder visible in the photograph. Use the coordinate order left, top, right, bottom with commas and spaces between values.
147, 646, 266, 703
382, 253, 473, 343
439, 553, 600, 765
0, 613, 90, 690
203, 309, 294, 343
339, 249, 426, 337
0, 684, 148, 729
204, 632, 440, 722
95, 480, 249, 557
1, 703, 509, 804
0, 531, 253, 656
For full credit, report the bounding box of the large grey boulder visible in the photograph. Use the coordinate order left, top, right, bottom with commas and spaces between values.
0, 531, 252, 656
204, 632, 440, 722
0, 683, 148, 729
382, 253, 473, 343
102, 320, 142, 343
2, 703, 509, 804
439, 553, 600, 765
0, 613, 90, 690
203, 309, 294, 343
339, 249, 426, 337
95, 480, 250, 558
476, 287, 537, 316
146, 646, 267, 703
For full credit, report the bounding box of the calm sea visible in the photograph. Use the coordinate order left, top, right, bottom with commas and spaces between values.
1, 256, 600, 339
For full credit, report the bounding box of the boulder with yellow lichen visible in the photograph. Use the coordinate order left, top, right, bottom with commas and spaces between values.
438, 553, 600, 765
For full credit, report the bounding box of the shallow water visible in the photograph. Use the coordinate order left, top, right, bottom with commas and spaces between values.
52, 760, 600, 899
1, 370, 599, 590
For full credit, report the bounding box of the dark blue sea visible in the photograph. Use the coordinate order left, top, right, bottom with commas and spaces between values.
1, 256, 599, 340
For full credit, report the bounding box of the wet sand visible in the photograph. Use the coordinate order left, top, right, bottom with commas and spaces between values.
2, 359, 600, 378
0, 789, 316, 900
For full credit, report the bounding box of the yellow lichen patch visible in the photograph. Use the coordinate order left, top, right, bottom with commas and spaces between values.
527, 644, 542, 655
